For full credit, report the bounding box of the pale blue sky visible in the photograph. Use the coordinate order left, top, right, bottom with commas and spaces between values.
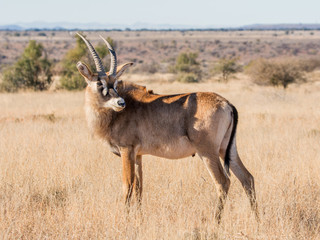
1, 0, 320, 27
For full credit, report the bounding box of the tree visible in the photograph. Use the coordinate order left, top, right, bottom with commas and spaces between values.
0, 40, 52, 92
214, 58, 240, 81
59, 34, 114, 90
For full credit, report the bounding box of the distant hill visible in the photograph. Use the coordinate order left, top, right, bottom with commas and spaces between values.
0, 21, 196, 31
0, 25, 23, 31
239, 24, 320, 30
1, 22, 320, 31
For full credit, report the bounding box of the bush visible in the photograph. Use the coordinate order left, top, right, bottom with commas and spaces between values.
172, 52, 201, 82
59, 34, 114, 90
59, 75, 87, 91
213, 58, 241, 81
296, 57, 320, 72
246, 58, 305, 88
177, 73, 199, 83
0, 40, 52, 92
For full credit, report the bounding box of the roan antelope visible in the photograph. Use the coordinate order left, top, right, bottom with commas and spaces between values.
76, 33, 259, 223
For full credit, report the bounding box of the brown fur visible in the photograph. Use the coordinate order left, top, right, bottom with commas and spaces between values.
77, 55, 258, 223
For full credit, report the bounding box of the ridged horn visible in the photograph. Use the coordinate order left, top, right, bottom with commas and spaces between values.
76, 33, 107, 78
99, 35, 117, 80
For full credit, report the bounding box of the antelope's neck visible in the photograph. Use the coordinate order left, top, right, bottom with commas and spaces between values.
84, 93, 113, 141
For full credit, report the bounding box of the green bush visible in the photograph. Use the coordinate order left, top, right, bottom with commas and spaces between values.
172, 51, 201, 82
246, 58, 305, 88
213, 58, 241, 81
59, 75, 87, 91
0, 40, 52, 92
177, 73, 199, 83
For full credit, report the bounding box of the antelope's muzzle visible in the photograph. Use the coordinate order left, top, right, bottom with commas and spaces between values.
117, 98, 126, 108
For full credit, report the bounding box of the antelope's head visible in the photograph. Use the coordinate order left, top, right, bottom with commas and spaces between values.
76, 33, 133, 112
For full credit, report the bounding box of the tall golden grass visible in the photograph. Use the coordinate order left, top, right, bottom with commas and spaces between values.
0, 77, 319, 239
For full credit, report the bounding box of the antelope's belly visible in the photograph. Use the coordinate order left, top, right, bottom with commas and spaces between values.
139, 136, 196, 159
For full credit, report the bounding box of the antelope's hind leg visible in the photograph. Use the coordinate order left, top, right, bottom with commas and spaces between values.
230, 152, 259, 221
220, 140, 259, 221
200, 151, 231, 224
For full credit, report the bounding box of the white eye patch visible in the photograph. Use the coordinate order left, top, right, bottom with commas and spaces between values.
102, 88, 108, 96
114, 80, 119, 91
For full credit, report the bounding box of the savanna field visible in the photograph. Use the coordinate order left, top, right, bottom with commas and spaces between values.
0, 77, 319, 239
0, 31, 320, 239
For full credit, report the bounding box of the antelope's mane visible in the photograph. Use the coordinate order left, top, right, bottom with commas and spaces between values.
119, 81, 154, 96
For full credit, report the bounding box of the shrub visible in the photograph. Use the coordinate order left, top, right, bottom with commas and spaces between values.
213, 58, 241, 81
296, 57, 320, 72
177, 73, 199, 83
172, 52, 201, 82
0, 40, 52, 92
246, 58, 305, 88
59, 75, 87, 91
175, 52, 199, 72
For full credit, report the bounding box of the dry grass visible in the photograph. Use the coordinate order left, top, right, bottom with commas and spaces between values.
0, 77, 320, 239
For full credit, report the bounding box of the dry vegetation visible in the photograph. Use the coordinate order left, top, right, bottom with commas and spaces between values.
0, 77, 320, 239
2, 30, 320, 74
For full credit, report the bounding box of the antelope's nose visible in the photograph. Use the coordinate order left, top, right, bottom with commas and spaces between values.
117, 99, 126, 107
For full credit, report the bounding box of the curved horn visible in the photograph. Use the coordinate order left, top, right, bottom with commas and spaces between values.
99, 35, 117, 80
76, 33, 106, 78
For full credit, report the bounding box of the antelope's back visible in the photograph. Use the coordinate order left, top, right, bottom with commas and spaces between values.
119, 89, 232, 158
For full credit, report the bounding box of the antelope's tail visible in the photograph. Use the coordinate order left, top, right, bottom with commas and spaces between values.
224, 104, 238, 175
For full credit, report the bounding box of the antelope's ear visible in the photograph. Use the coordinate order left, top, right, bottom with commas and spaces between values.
115, 62, 134, 79
76, 61, 93, 83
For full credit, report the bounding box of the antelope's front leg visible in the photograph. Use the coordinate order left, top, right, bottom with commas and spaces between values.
120, 148, 135, 205
134, 155, 143, 204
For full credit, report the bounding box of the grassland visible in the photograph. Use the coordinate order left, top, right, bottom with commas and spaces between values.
0, 76, 319, 239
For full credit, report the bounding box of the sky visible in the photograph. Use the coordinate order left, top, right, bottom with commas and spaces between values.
1, 0, 320, 27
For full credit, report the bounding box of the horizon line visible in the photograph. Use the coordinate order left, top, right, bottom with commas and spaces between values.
1, 22, 320, 31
